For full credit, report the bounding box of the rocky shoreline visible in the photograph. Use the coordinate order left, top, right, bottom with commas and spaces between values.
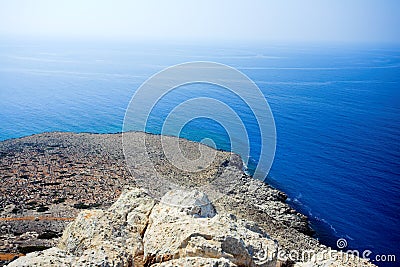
0, 132, 375, 266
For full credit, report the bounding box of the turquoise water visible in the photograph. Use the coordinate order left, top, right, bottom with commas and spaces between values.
0, 39, 399, 265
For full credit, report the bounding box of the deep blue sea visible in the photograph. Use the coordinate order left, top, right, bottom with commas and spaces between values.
0, 39, 399, 265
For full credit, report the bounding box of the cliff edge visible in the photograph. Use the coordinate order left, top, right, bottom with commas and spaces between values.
0, 132, 375, 266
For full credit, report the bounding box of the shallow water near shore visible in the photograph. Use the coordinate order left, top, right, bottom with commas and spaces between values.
0, 39, 399, 265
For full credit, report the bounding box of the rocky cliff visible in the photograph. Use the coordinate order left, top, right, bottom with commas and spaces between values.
0, 132, 376, 266
6, 187, 374, 267
8, 188, 279, 266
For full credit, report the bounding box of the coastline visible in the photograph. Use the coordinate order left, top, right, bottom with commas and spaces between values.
0, 132, 374, 266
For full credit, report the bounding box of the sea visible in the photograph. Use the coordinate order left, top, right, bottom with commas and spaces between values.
0, 38, 399, 266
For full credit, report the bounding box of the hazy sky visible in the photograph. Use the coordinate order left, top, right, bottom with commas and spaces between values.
0, 0, 399, 44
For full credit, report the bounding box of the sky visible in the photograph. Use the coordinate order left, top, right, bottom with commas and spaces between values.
0, 0, 399, 44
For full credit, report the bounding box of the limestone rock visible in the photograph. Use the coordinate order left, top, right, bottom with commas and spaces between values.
6, 247, 73, 267
7, 188, 278, 267
144, 190, 278, 267
151, 256, 237, 266
293, 250, 377, 267
160, 189, 216, 218
57, 187, 155, 265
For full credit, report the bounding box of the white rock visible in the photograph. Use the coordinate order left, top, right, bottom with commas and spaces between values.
151, 256, 237, 266
7, 247, 73, 267
160, 189, 216, 218
145, 190, 278, 267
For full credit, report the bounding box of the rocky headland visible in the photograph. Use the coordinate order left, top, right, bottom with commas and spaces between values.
0, 132, 375, 266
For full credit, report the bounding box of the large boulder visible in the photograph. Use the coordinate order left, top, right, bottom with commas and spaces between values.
144, 190, 278, 267
57, 187, 155, 266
